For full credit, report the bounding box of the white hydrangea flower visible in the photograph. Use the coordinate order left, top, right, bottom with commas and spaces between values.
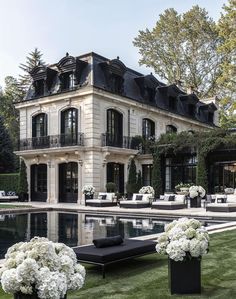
139, 186, 155, 196
0, 237, 86, 297
156, 218, 209, 262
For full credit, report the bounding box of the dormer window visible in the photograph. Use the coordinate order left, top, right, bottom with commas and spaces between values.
110, 73, 124, 94
208, 112, 214, 123
188, 104, 196, 117
169, 96, 177, 110
33, 80, 45, 97
60, 72, 74, 91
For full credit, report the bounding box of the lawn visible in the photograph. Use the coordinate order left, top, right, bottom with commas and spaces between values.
0, 204, 31, 209
1, 229, 236, 299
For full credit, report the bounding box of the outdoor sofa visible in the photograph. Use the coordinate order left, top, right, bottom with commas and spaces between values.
0, 191, 18, 202
85, 192, 117, 207
73, 238, 156, 278
119, 193, 152, 208
206, 194, 236, 212
151, 194, 187, 210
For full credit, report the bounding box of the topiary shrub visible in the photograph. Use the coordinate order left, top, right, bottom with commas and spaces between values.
18, 159, 28, 201
106, 182, 116, 192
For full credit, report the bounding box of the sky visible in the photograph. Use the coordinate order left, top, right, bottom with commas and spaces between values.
0, 0, 227, 88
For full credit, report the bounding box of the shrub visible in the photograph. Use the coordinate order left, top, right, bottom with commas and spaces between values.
106, 182, 116, 192
0, 173, 19, 193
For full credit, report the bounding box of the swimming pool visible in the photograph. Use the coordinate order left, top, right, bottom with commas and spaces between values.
0, 211, 225, 259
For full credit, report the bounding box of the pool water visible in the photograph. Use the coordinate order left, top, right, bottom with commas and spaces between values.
0, 211, 224, 259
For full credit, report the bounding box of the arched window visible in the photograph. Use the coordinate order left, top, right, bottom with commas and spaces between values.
142, 118, 155, 139
61, 108, 78, 145
166, 125, 177, 134
107, 109, 123, 147
32, 113, 47, 138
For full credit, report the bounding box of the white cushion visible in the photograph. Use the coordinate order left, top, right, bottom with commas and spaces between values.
86, 199, 113, 204
207, 203, 236, 208
98, 192, 115, 201
120, 200, 150, 205
174, 195, 185, 203
132, 193, 151, 201
0, 191, 5, 197
226, 194, 236, 203
152, 201, 185, 206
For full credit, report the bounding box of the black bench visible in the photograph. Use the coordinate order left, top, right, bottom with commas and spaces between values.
73, 239, 156, 278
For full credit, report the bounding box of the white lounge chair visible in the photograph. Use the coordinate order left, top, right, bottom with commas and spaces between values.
0, 191, 18, 202
85, 192, 117, 207
206, 194, 236, 212
152, 194, 187, 210
119, 193, 151, 208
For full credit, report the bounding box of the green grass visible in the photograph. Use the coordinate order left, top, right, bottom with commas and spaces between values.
0, 204, 31, 209
1, 229, 236, 298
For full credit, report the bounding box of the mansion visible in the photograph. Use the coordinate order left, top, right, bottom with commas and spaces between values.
15, 52, 218, 203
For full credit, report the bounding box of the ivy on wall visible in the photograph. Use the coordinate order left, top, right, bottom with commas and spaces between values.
152, 129, 236, 194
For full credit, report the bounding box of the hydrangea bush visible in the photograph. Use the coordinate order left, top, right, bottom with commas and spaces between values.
189, 185, 206, 199
139, 186, 155, 196
82, 185, 95, 195
156, 218, 209, 262
0, 237, 85, 299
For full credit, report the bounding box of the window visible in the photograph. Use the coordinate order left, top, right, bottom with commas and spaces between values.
61, 108, 78, 145
110, 74, 124, 94
142, 118, 155, 139
208, 112, 214, 123
32, 114, 47, 137
188, 104, 196, 117
60, 72, 74, 90
142, 164, 153, 186
33, 80, 45, 97
106, 109, 123, 147
169, 96, 177, 110
166, 125, 177, 134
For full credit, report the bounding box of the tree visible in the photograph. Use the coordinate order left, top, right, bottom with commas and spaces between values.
136, 170, 142, 191
217, 0, 236, 128
0, 116, 15, 173
18, 159, 28, 200
152, 151, 162, 197
18, 48, 45, 94
133, 6, 222, 98
0, 76, 23, 146
126, 159, 138, 196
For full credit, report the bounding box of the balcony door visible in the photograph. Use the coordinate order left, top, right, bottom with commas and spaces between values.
31, 164, 47, 201
107, 162, 124, 194
32, 113, 48, 148
61, 108, 78, 146
107, 109, 123, 147
59, 162, 78, 203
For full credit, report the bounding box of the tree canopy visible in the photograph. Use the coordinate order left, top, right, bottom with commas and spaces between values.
133, 5, 222, 98
18, 48, 45, 94
217, 0, 236, 128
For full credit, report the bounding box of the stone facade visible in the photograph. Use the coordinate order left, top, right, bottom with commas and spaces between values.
15, 52, 218, 203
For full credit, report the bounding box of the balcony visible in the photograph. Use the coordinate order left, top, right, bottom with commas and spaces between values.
17, 133, 84, 151
101, 133, 140, 150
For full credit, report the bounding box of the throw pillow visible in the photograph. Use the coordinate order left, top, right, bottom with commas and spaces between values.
168, 195, 175, 201
101, 194, 107, 200
217, 198, 227, 203
93, 235, 124, 248
135, 195, 143, 201
164, 195, 170, 201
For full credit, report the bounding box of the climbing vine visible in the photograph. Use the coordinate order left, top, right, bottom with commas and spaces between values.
152, 129, 236, 193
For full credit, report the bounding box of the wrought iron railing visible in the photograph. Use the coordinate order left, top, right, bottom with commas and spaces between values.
101, 133, 140, 150
17, 133, 84, 151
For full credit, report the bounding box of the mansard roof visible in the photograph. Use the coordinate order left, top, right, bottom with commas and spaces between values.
24, 51, 217, 126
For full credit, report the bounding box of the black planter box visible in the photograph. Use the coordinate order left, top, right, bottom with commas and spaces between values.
190, 197, 201, 208
168, 258, 201, 294
85, 194, 93, 199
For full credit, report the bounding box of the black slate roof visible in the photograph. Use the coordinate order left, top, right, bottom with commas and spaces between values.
24, 52, 217, 126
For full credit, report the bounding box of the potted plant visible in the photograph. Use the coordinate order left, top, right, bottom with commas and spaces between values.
139, 186, 155, 197
189, 185, 206, 208
106, 182, 116, 192
156, 218, 209, 294
82, 185, 95, 199
0, 237, 85, 299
